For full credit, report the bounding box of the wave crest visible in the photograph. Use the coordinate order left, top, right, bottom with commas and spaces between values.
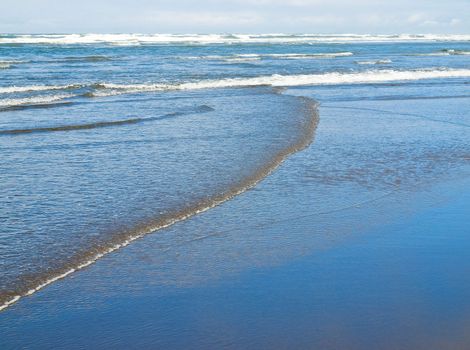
2, 69, 469, 106
0, 94, 76, 109
91, 69, 470, 96
186, 52, 353, 62
356, 59, 392, 65
0, 84, 81, 94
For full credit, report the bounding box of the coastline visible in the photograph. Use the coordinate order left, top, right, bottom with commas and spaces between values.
1, 87, 469, 348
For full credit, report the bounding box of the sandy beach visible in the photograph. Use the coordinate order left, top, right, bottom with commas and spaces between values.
2, 79, 469, 348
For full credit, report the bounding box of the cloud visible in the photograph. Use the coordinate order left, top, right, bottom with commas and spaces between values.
0, 0, 468, 33
143, 11, 262, 27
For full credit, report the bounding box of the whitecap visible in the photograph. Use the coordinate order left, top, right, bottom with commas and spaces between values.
356, 59, 392, 65
0, 93, 76, 108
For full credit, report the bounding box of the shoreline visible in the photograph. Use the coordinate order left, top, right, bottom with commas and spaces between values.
0, 92, 320, 313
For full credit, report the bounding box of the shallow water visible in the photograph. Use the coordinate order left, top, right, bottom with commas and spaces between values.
0, 87, 318, 305
1, 92, 469, 349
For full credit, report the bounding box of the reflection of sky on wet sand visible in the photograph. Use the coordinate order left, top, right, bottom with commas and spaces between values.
2, 82, 470, 348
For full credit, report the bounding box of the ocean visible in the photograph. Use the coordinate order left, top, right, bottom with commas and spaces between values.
1, 34, 470, 347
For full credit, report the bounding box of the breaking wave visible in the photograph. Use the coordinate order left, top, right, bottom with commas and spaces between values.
0, 94, 76, 109
413, 49, 470, 56
88, 69, 470, 96
2, 69, 469, 105
254, 52, 353, 59
187, 52, 353, 61
440, 49, 470, 55
356, 59, 392, 65
0, 59, 27, 69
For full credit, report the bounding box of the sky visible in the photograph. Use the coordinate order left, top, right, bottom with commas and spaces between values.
1, 0, 469, 34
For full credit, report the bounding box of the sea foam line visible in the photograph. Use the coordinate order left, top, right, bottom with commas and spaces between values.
91, 69, 470, 96
1, 69, 469, 110
3, 69, 470, 98
185, 52, 354, 61
356, 59, 392, 65
413, 49, 470, 56
0, 95, 319, 313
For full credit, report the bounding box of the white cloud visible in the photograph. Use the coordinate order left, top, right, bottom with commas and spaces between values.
145, 11, 262, 27
0, 0, 468, 33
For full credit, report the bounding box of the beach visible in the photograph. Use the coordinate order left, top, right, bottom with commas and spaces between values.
1, 34, 470, 348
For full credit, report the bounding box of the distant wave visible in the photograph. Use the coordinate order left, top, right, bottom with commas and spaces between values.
0, 105, 214, 135
187, 52, 353, 62
222, 57, 261, 63
413, 49, 470, 56
1, 34, 470, 45
60, 55, 112, 62
0, 59, 27, 69
356, 59, 392, 65
256, 52, 353, 59
0, 57, 111, 68
441, 49, 470, 55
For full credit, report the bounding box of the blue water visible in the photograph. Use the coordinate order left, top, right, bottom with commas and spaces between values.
1, 34, 470, 312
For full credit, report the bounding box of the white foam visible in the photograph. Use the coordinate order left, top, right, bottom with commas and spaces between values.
181, 69, 470, 88
4, 69, 470, 100
223, 57, 262, 63
1, 34, 470, 45
356, 59, 392, 65
0, 59, 26, 64
448, 50, 470, 55
187, 52, 353, 61
91, 69, 470, 97
264, 52, 354, 58
0, 93, 75, 108
0, 59, 28, 69
439, 49, 470, 55
414, 49, 470, 56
